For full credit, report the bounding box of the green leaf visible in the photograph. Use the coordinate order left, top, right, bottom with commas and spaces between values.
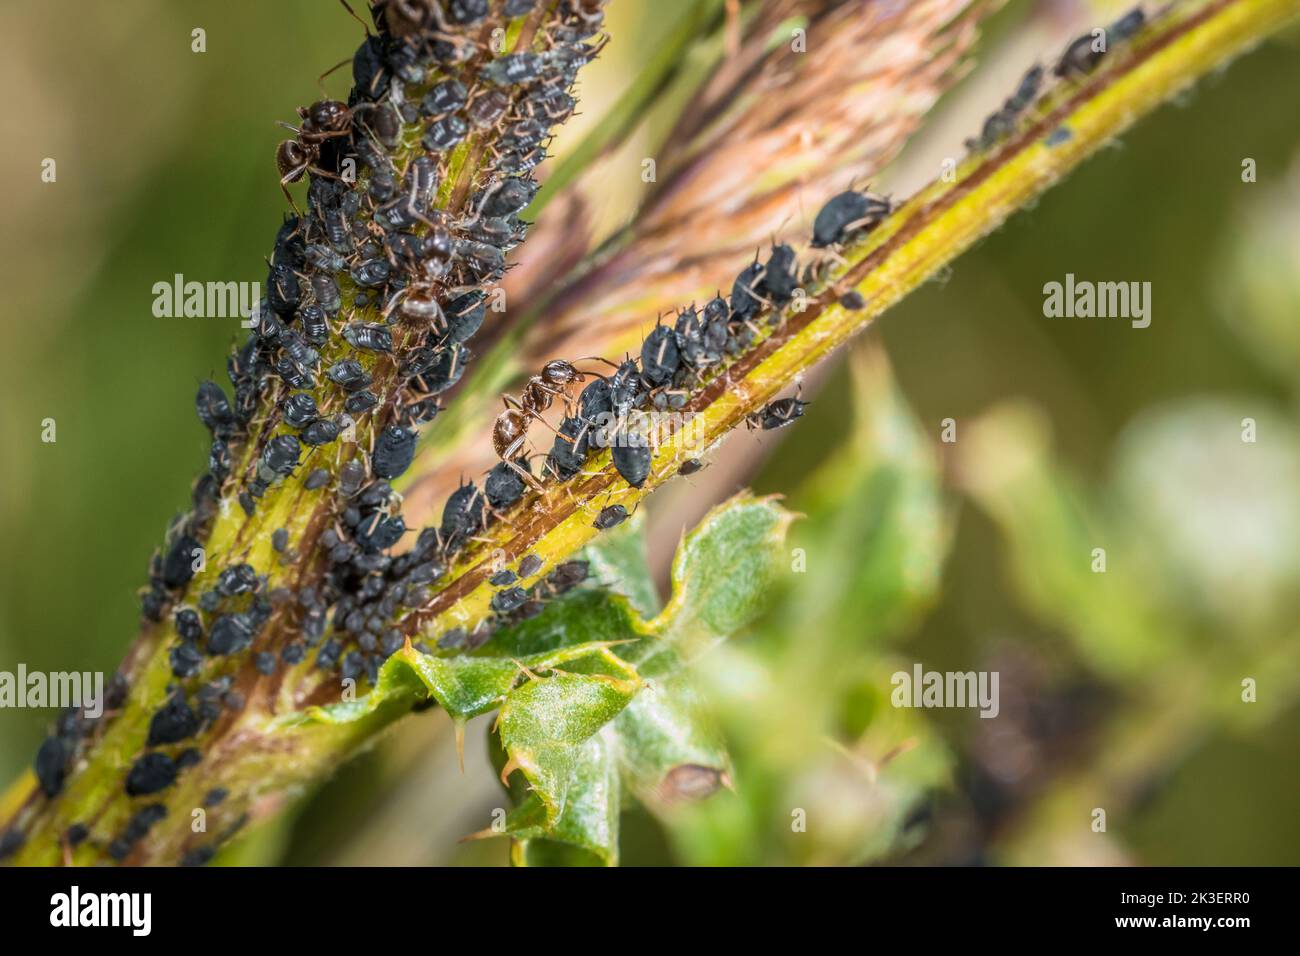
652, 491, 796, 659
505, 732, 621, 866
487, 491, 795, 863
297, 640, 633, 726
498, 671, 640, 825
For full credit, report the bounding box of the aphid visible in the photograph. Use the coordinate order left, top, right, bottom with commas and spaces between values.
311, 273, 342, 313
372, 425, 417, 479
147, 694, 199, 747
207, 612, 256, 655
641, 324, 680, 386
421, 79, 468, 116
162, 534, 202, 589
352, 34, 390, 100
449, 0, 489, 24
261, 434, 301, 477
444, 291, 486, 343
489, 569, 517, 587
271, 528, 289, 552
611, 431, 652, 488
593, 503, 629, 530
304, 468, 331, 491
217, 563, 258, 596
440, 481, 486, 546
304, 242, 347, 273
170, 641, 204, 679
761, 244, 799, 303
328, 359, 372, 391
195, 381, 235, 435
423, 113, 469, 152
492, 586, 530, 614
545, 415, 591, 480
467, 89, 511, 128
175, 608, 204, 642
811, 189, 892, 248
1109, 7, 1146, 43
480, 177, 538, 218
730, 261, 765, 321
414, 344, 469, 394
351, 257, 392, 288
35, 736, 69, 798
400, 397, 441, 425
679, 458, 705, 476
504, 0, 538, 15
302, 419, 341, 446
485, 457, 530, 510
518, 554, 543, 578
299, 304, 330, 345
355, 512, 407, 553
840, 290, 866, 310
483, 51, 543, 86
345, 390, 380, 414
339, 459, 367, 496
609, 359, 645, 421
283, 392, 318, 429
124, 753, 178, 797
266, 263, 302, 318
1055, 32, 1105, 78
343, 322, 393, 353
751, 393, 808, 431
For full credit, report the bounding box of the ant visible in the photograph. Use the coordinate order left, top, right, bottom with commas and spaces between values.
492, 358, 615, 488
276, 100, 354, 211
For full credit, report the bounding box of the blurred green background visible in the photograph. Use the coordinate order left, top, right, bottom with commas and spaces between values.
2, 0, 1298, 865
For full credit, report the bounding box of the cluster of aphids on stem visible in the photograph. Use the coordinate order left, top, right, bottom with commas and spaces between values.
9, 0, 609, 865
965, 5, 1147, 153
430, 184, 894, 638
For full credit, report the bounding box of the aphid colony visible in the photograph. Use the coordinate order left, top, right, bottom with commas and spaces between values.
966, 5, 1146, 153
18, 1, 611, 862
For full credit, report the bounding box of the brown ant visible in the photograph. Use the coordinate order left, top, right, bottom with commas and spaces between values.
275, 100, 353, 210
491, 359, 615, 489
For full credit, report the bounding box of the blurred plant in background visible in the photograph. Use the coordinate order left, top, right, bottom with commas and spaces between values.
3, 0, 1299, 866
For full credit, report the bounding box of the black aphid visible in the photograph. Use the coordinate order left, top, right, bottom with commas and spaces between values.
491, 586, 530, 614
441, 482, 486, 546
283, 392, 318, 429
679, 458, 705, 476
125, 753, 178, 797
147, 693, 199, 747
730, 261, 765, 320
518, 554, 543, 578
761, 244, 799, 303
753, 395, 808, 430
373, 425, 417, 479
445, 291, 487, 343
483, 51, 542, 86
481, 177, 538, 218
175, 608, 203, 642
254, 652, 277, 676
489, 569, 517, 586
485, 458, 529, 510
810, 190, 892, 248
217, 563, 258, 596
162, 534, 201, 589
328, 359, 372, 391
304, 467, 331, 490
302, 418, 341, 446
346, 390, 380, 414
641, 325, 680, 386
612, 432, 652, 488
261, 434, 301, 477
35, 736, 69, 798
422, 79, 468, 116
343, 323, 393, 353
593, 504, 629, 530
170, 641, 203, 679
207, 612, 256, 656
196, 381, 235, 435
424, 114, 469, 151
